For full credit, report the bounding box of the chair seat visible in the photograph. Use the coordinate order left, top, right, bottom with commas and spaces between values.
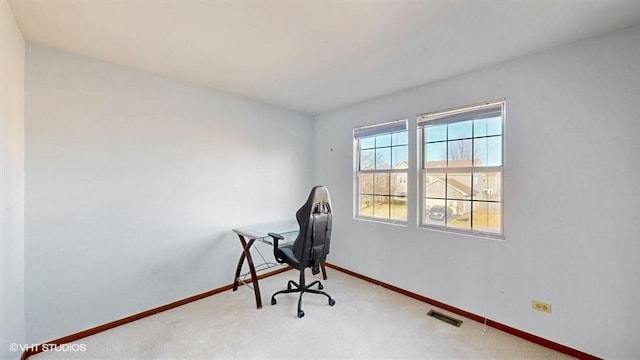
276, 245, 302, 270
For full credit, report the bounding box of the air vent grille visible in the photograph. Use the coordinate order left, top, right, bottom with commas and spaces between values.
427, 310, 463, 327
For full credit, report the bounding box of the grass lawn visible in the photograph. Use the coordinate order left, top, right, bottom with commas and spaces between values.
448, 212, 501, 232
361, 202, 500, 232
360, 202, 407, 220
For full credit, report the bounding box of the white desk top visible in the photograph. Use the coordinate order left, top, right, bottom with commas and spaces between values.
233, 219, 298, 240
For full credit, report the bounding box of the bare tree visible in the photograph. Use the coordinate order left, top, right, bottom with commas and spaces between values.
448, 140, 472, 161
447, 140, 486, 165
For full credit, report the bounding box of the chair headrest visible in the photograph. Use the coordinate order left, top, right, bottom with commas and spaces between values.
309, 185, 330, 204
299, 186, 332, 217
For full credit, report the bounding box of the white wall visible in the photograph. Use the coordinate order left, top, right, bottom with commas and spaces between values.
25, 44, 314, 343
314, 27, 640, 359
0, 0, 25, 359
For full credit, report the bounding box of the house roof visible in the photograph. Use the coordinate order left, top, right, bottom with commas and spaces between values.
426, 177, 478, 197
394, 160, 409, 169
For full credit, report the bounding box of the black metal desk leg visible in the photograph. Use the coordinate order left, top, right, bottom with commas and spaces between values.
233, 235, 262, 309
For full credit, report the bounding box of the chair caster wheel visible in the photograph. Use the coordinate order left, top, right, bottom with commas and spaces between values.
318, 284, 324, 290
271, 298, 277, 305
329, 298, 336, 306
298, 310, 305, 318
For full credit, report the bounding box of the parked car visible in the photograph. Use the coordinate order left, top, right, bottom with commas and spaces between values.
428, 205, 453, 221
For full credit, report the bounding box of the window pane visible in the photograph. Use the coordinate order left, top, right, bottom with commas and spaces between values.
447, 199, 471, 230
424, 198, 446, 226
447, 173, 472, 200
392, 131, 408, 145
360, 136, 375, 149
391, 172, 408, 197
473, 116, 502, 137
425, 142, 446, 168
473, 172, 501, 201
373, 196, 390, 218
390, 196, 407, 220
376, 134, 391, 147
359, 173, 374, 195
487, 136, 502, 166
475, 136, 502, 167
448, 139, 473, 166
473, 118, 488, 137
448, 120, 472, 140
360, 149, 374, 170
473, 137, 488, 166
359, 194, 373, 216
392, 145, 408, 169
486, 116, 502, 136
426, 125, 446, 142
425, 174, 446, 198
472, 201, 501, 233
374, 173, 390, 195
375, 147, 391, 169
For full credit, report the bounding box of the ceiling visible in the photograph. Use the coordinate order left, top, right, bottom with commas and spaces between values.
8, 0, 640, 115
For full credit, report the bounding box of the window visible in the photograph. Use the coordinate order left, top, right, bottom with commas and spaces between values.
354, 120, 408, 223
418, 100, 504, 237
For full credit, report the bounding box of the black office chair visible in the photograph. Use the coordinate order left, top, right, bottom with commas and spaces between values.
268, 185, 335, 318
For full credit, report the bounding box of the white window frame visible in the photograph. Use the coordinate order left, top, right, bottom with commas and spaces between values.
353, 119, 409, 225
418, 100, 505, 238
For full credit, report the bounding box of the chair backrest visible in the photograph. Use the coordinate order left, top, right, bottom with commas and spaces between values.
292, 186, 332, 273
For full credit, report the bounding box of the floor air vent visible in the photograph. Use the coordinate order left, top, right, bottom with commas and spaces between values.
427, 310, 463, 327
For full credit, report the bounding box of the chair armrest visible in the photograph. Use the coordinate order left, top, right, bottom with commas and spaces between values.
267, 232, 285, 263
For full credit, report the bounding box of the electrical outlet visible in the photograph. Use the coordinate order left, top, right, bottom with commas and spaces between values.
532, 300, 552, 313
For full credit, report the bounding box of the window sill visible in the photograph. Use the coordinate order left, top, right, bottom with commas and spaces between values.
418, 225, 505, 241
354, 216, 408, 227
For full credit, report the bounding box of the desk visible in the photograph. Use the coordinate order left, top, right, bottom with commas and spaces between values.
232, 220, 327, 309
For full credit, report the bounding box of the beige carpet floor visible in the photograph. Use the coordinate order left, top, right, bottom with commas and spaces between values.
33, 267, 574, 359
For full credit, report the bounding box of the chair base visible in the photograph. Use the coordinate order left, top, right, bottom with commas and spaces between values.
271, 270, 335, 318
